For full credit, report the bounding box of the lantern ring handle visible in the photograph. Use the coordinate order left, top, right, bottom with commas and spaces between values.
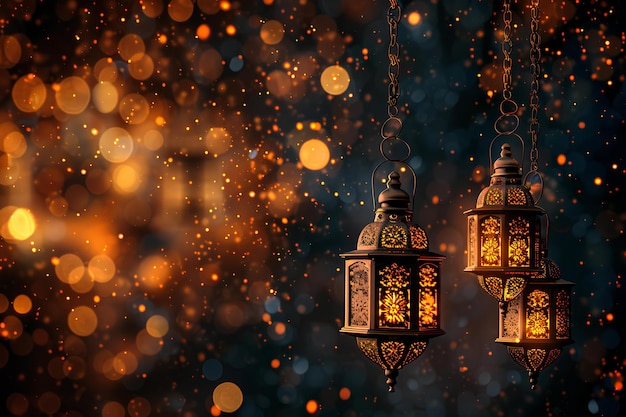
380, 116, 403, 139
379, 135, 411, 162
370, 160, 417, 212
523, 170, 544, 204
488, 132, 525, 176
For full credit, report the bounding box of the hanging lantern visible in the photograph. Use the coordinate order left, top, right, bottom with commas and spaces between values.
496, 256, 574, 389
340, 172, 445, 391
464, 143, 545, 314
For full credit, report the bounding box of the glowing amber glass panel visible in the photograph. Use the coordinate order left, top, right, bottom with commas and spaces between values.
485, 187, 503, 205
508, 217, 530, 267
507, 187, 527, 205
348, 261, 369, 326
503, 276, 526, 301
418, 264, 438, 329
381, 225, 407, 248
409, 226, 428, 249
468, 216, 476, 267
501, 295, 521, 338
526, 290, 550, 339
378, 263, 411, 328
480, 216, 501, 266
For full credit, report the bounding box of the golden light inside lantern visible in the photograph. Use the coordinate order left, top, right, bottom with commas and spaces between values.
496, 257, 574, 389
464, 144, 544, 313
341, 172, 444, 391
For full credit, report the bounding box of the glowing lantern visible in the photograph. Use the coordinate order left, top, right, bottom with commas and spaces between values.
464, 144, 544, 314
340, 172, 445, 391
496, 257, 574, 389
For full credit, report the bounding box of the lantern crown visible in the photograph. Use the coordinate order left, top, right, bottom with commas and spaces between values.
356, 172, 429, 252
475, 144, 537, 210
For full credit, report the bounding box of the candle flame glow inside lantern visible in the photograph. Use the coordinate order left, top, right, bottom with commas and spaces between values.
340, 172, 445, 391
464, 144, 544, 314
496, 257, 574, 389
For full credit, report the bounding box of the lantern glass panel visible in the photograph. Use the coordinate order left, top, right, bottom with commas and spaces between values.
525, 289, 550, 339
378, 262, 411, 329
480, 216, 502, 266
381, 225, 407, 248
409, 226, 428, 249
501, 294, 521, 339
348, 260, 370, 327
418, 263, 439, 330
507, 187, 527, 205
508, 216, 531, 267
468, 216, 477, 267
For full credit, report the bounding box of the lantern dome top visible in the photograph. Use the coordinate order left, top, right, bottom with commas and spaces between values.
474, 144, 539, 210
355, 172, 430, 251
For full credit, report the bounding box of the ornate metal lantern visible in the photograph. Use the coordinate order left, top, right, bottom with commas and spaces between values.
496, 256, 574, 389
340, 172, 445, 391
464, 143, 544, 313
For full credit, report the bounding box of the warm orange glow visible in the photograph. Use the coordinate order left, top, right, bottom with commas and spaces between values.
594, 177, 603, 186
339, 387, 351, 400
305, 399, 319, 414
557, 154, 567, 165
408, 11, 421, 25
197, 24, 211, 40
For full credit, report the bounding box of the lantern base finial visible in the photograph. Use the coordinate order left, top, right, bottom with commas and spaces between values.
385, 368, 398, 392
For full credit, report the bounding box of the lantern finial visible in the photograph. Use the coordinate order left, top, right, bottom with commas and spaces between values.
492, 143, 521, 179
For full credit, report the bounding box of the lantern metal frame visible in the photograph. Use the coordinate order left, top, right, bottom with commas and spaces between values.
340, 171, 445, 391
496, 256, 574, 389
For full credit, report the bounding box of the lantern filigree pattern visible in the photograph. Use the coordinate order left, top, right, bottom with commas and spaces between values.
525, 290, 550, 339
341, 172, 445, 391
496, 257, 574, 389
480, 216, 501, 266
465, 144, 545, 312
381, 225, 407, 248
409, 226, 428, 249
348, 261, 370, 327
378, 263, 411, 328
419, 264, 438, 329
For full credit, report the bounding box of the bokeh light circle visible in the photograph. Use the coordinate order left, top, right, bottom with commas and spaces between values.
99, 127, 134, 163
54, 253, 85, 284
55, 76, 91, 115
260, 20, 285, 45
67, 306, 98, 337
212, 382, 243, 413
12, 74, 46, 112
320, 65, 350, 95
299, 139, 330, 170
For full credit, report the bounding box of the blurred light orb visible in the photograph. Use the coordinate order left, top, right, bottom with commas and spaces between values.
143, 129, 164, 151
3, 207, 36, 241
54, 253, 85, 284
118, 33, 145, 62
320, 65, 350, 95
119, 93, 150, 125
168, 0, 194, 22
146, 314, 169, 338
13, 294, 33, 314
205, 127, 232, 156
93, 81, 119, 113
299, 139, 330, 170
67, 306, 98, 337
213, 382, 243, 413
1, 128, 27, 157
0, 35, 22, 69
102, 401, 126, 417
128, 54, 154, 81
12, 73, 47, 112
88, 254, 116, 283
55, 76, 91, 115
113, 163, 141, 193
99, 127, 134, 163
260, 20, 285, 45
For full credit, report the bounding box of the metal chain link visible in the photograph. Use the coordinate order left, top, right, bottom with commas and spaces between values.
386, 0, 401, 119
501, 0, 513, 102
528, 0, 541, 172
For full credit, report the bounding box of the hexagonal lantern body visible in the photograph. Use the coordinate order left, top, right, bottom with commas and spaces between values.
496, 257, 574, 389
464, 144, 545, 313
340, 172, 445, 391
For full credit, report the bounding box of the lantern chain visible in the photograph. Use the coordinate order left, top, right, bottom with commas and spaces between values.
386, 0, 400, 120
528, 0, 541, 173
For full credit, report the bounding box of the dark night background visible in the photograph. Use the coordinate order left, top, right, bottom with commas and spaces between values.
0, 0, 624, 416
